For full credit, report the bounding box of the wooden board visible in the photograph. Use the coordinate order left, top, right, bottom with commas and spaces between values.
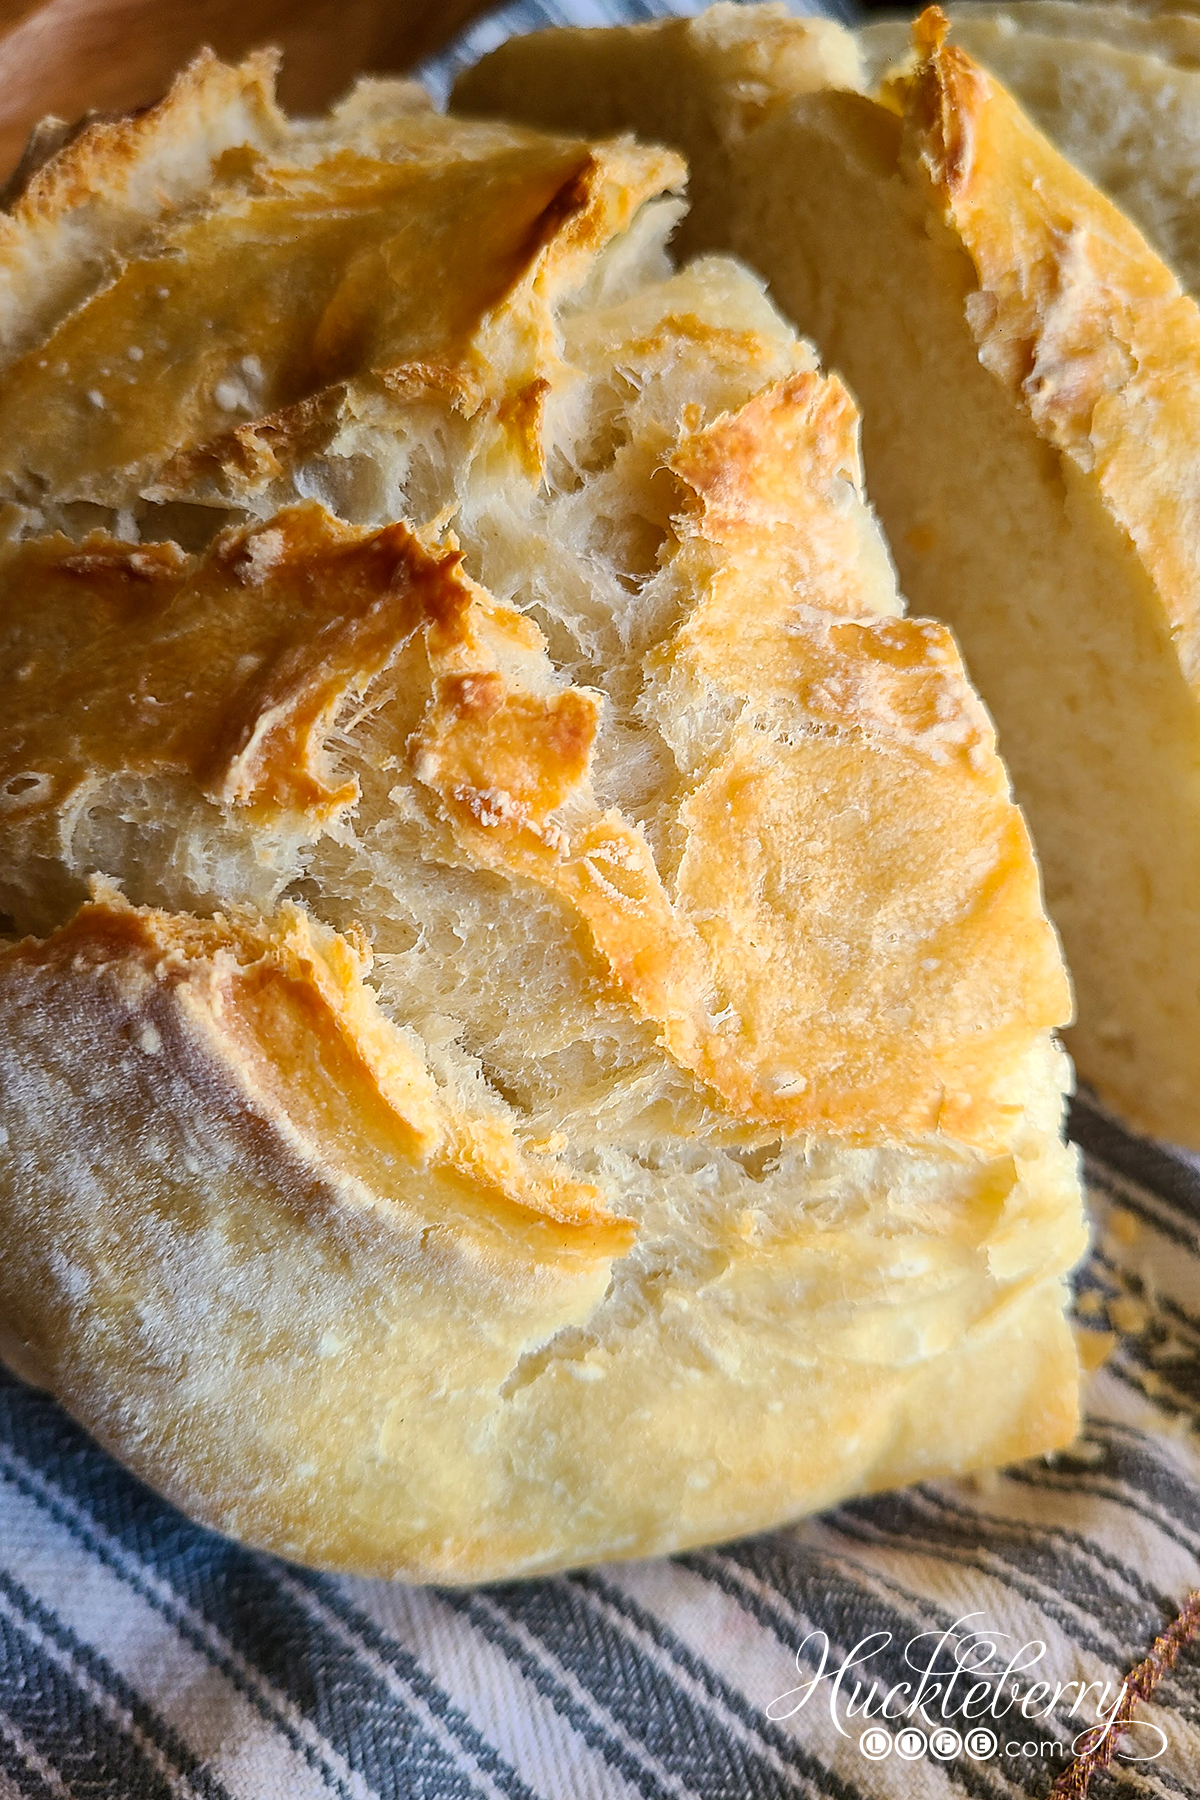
0, 0, 494, 177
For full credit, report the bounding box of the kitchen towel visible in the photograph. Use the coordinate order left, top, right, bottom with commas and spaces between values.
6, 1090, 1198, 1798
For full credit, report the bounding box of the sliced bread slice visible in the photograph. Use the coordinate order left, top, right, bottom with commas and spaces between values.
860, 5, 1200, 296
861, 3, 1200, 83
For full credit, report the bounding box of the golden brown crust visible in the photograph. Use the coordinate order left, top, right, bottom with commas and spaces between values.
912, 17, 987, 188
0, 504, 443, 831
0, 66, 683, 513
3, 445, 1068, 1149
409, 374, 1070, 1148
2, 51, 278, 238
667, 369, 892, 614
654, 376, 1070, 1145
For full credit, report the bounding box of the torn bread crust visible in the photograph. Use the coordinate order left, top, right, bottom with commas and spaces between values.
414, 373, 1069, 1148
0, 503, 450, 836
0, 50, 286, 366
0, 68, 683, 524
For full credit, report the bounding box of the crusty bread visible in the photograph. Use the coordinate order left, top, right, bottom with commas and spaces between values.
457, 3, 1200, 1151
0, 50, 1084, 1581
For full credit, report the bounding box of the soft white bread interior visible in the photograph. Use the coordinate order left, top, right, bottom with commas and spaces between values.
0, 50, 1084, 1581
456, 3, 1200, 1151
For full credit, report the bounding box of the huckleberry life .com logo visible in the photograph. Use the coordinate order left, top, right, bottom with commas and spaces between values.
767, 1613, 1168, 1765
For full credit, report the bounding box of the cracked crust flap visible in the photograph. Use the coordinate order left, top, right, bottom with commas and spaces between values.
0, 49, 285, 366
2, 885, 629, 1244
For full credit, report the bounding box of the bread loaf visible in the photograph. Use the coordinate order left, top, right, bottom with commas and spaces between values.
0, 49, 1084, 1580
457, 2, 1200, 1150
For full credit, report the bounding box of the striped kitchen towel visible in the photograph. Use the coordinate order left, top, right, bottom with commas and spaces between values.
5, 1088, 1200, 1797
5, 2, 1200, 1796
